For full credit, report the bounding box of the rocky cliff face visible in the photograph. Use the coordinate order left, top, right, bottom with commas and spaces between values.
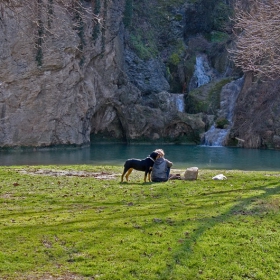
0, 0, 127, 147
0, 0, 279, 149
229, 74, 280, 149
0, 0, 207, 147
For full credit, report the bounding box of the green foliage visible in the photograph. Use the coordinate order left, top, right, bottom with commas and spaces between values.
216, 117, 229, 128
129, 34, 150, 60
185, 56, 196, 75
208, 78, 232, 114
129, 32, 158, 60
126, 0, 186, 60
185, 87, 207, 113
166, 41, 188, 91
174, 14, 183, 21
169, 53, 180, 66
209, 31, 229, 43
168, 41, 185, 66
212, 1, 232, 31
186, 78, 232, 114
1, 166, 280, 279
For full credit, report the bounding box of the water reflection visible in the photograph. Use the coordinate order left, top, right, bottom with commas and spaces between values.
0, 144, 279, 171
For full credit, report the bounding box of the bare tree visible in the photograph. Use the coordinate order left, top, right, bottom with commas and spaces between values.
230, 0, 280, 80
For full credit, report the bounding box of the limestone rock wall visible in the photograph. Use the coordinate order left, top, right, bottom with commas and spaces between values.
229, 74, 280, 149
0, 0, 206, 147
3, 0, 278, 149
0, 0, 127, 147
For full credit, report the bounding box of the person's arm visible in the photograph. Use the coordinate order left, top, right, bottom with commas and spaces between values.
166, 159, 173, 167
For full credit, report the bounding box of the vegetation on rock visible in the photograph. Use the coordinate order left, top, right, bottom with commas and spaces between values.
186, 78, 232, 115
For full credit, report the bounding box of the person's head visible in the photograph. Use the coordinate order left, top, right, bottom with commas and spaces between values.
154, 149, 165, 158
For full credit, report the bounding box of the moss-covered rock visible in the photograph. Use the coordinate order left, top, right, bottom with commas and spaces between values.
186, 78, 232, 115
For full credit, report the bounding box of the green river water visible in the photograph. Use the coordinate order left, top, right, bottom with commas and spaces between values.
1, 144, 280, 171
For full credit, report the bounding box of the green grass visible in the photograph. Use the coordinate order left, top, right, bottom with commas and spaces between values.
1, 165, 280, 279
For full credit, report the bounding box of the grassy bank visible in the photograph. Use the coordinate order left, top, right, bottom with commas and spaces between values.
0, 165, 280, 279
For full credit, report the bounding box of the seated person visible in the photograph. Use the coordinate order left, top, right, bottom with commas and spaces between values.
151, 149, 173, 182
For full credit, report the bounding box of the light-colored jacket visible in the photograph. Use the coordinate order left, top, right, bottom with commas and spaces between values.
151, 157, 173, 181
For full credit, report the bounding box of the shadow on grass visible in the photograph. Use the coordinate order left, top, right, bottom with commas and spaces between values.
2, 171, 279, 278
164, 183, 280, 277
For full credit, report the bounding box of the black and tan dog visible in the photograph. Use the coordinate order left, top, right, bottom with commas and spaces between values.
121, 151, 159, 183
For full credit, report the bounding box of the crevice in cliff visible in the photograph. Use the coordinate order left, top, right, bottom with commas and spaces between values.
89, 105, 127, 143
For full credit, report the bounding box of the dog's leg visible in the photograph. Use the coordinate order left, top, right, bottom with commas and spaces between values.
144, 172, 147, 182
148, 167, 152, 182
121, 169, 126, 183
121, 163, 130, 183
125, 168, 133, 181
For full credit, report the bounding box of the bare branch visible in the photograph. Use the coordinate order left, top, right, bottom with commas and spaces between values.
229, 0, 280, 80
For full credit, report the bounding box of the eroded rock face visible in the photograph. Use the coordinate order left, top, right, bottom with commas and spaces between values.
0, 1, 207, 147
0, 1, 128, 147
125, 49, 170, 94
229, 74, 280, 149
4, 1, 279, 150
90, 91, 206, 144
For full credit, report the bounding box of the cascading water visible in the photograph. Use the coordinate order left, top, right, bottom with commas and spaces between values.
172, 94, 185, 112
203, 77, 244, 146
203, 125, 229, 146
194, 55, 211, 87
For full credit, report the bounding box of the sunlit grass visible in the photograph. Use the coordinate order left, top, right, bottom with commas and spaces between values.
0, 166, 280, 279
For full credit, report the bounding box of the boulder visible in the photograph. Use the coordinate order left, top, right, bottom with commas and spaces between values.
182, 167, 199, 180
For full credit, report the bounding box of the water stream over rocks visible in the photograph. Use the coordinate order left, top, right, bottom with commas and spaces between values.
189, 55, 212, 91
194, 55, 211, 87
172, 94, 185, 112
203, 77, 244, 146
203, 125, 229, 146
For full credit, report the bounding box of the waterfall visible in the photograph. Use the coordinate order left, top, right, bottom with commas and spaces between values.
203, 125, 229, 146
203, 77, 244, 146
194, 55, 211, 87
172, 94, 185, 112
